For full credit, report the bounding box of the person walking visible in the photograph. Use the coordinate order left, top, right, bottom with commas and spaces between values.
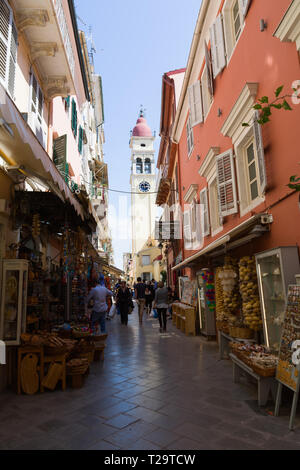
86, 274, 113, 334
135, 277, 146, 324
145, 281, 154, 316
153, 281, 170, 333
116, 281, 133, 326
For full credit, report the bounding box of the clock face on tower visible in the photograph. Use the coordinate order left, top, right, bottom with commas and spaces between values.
139, 181, 151, 193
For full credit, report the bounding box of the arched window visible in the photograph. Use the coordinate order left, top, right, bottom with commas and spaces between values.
144, 158, 151, 174
136, 158, 143, 174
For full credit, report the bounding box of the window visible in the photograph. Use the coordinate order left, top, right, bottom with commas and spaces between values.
188, 81, 203, 127
246, 141, 258, 201
30, 73, 43, 124
71, 99, 78, 137
78, 125, 84, 154
53, 134, 68, 181
29, 71, 47, 148
142, 255, 150, 266
210, 0, 252, 74
136, 158, 143, 174
0, 0, 17, 97
144, 158, 151, 174
209, 14, 227, 78
64, 96, 70, 113
235, 118, 267, 215
200, 188, 210, 237
209, 179, 223, 235
201, 66, 213, 119
216, 149, 238, 217
186, 116, 194, 156
232, 0, 242, 42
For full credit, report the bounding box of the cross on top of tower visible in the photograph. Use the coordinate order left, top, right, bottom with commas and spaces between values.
139, 105, 146, 118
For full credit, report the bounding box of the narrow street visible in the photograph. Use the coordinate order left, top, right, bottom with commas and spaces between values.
0, 304, 300, 451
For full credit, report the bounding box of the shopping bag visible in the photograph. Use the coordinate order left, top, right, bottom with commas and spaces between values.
109, 303, 117, 319
153, 308, 158, 319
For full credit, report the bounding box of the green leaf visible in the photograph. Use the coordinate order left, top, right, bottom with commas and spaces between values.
259, 96, 269, 104
290, 175, 300, 183
253, 104, 262, 110
283, 100, 292, 111
270, 103, 282, 109
275, 85, 284, 97
242, 123, 250, 127
288, 183, 300, 191
262, 107, 271, 117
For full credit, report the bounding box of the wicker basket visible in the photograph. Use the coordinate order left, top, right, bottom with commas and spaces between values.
216, 321, 229, 334
72, 331, 91, 339
229, 326, 254, 339
250, 363, 276, 377
74, 351, 95, 364
44, 346, 68, 356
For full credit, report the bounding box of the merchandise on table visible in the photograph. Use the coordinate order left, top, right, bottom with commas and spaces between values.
239, 256, 262, 332
215, 257, 241, 334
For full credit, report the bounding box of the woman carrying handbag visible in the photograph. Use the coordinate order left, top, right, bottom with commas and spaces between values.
116, 281, 133, 326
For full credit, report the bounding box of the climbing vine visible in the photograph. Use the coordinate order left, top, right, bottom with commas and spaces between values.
242, 84, 300, 191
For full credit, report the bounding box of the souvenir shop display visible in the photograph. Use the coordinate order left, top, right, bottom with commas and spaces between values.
0, 260, 28, 346
215, 257, 242, 336
275, 285, 300, 429
255, 247, 300, 350
197, 270, 216, 337
238, 256, 262, 336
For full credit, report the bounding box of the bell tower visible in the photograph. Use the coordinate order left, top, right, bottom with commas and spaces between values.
130, 109, 156, 260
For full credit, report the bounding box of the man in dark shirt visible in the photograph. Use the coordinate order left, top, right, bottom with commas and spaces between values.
135, 277, 146, 324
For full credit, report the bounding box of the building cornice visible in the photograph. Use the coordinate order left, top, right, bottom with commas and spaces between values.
184, 184, 199, 203
274, 0, 300, 52
221, 83, 259, 138
199, 147, 220, 179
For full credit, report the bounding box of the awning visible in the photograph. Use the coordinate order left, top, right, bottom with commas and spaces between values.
0, 84, 84, 219
172, 214, 271, 271
172, 235, 230, 271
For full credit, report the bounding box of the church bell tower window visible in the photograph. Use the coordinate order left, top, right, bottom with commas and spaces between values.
145, 158, 152, 174
136, 158, 143, 174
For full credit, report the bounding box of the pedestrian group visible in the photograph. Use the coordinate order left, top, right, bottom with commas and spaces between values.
86, 274, 178, 334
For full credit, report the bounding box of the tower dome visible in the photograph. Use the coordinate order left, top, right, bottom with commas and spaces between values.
132, 110, 152, 137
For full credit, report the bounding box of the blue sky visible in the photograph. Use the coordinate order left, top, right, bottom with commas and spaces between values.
74, 0, 201, 270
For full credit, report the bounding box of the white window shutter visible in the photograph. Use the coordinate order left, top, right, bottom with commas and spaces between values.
188, 85, 196, 125
209, 15, 226, 79
216, 149, 238, 217
205, 41, 214, 97
8, 20, 17, 97
239, 0, 252, 18
0, 0, 11, 84
183, 210, 193, 250
253, 111, 267, 194
200, 188, 210, 236
188, 81, 203, 127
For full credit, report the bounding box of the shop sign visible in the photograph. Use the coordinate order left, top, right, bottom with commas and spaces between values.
276, 285, 300, 392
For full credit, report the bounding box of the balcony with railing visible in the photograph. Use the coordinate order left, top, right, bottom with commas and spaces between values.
155, 162, 171, 206
11, 0, 77, 98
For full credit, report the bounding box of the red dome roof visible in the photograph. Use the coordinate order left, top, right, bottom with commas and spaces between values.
132, 116, 152, 137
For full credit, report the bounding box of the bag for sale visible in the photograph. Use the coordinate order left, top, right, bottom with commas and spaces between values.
109, 303, 117, 319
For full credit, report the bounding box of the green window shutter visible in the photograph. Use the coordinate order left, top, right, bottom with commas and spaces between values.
53, 134, 68, 181
78, 126, 83, 154
71, 99, 77, 137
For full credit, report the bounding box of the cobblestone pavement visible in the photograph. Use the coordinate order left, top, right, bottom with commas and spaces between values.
1, 303, 300, 450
